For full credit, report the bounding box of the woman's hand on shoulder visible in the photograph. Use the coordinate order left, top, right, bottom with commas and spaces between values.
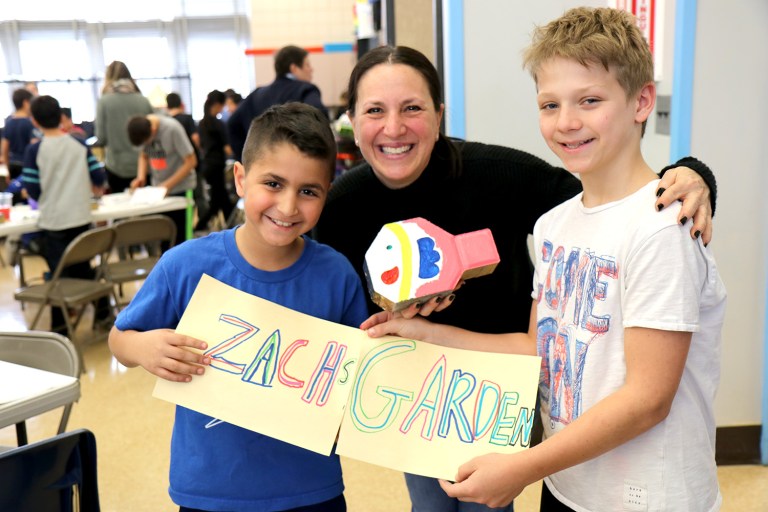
656, 166, 712, 244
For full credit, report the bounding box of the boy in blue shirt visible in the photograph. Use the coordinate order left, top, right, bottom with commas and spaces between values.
109, 103, 368, 512
2, 88, 39, 180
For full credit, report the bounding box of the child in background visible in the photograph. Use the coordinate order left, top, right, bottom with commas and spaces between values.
109, 102, 368, 512
21, 95, 110, 333
60, 107, 87, 141
2, 88, 39, 179
127, 112, 197, 247
166, 91, 208, 229
364, 7, 726, 511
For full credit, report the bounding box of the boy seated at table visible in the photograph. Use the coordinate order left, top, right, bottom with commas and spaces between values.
21, 94, 111, 333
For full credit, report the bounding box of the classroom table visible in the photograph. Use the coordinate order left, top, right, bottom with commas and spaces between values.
0, 192, 190, 238
0, 360, 80, 445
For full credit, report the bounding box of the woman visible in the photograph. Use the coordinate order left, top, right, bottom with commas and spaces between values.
95, 61, 154, 192
314, 46, 715, 512
195, 90, 234, 231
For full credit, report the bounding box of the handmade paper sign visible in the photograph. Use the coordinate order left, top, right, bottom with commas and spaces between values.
153, 273, 360, 456
335, 336, 541, 481
154, 274, 541, 480
364, 218, 500, 311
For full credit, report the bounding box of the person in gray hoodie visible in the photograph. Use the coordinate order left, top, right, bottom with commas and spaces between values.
95, 61, 153, 192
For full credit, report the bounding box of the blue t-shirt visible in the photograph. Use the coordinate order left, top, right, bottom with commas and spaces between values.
115, 228, 368, 511
3, 116, 38, 164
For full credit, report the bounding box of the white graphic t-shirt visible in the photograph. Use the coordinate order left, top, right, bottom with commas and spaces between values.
531, 180, 726, 512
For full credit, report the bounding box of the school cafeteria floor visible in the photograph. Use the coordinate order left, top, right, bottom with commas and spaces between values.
0, 250, 766, 511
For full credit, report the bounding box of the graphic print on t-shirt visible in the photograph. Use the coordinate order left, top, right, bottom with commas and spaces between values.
535, 240, 618, 428
147, 139, 168, 171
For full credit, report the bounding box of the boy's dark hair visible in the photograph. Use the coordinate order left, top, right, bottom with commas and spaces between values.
127, 116, 152, 146
12, 88, 33, 110
200, 91, 226, 131
166, 92, 182, 109
61, 107, 73, 120
242, 102, 336, 180
274, 45, 309, 76
30, 95, 62, 129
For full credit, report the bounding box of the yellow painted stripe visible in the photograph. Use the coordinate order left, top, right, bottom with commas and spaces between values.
386, 223, 413, 301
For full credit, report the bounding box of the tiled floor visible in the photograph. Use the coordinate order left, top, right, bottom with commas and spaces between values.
0, 248, 766, 511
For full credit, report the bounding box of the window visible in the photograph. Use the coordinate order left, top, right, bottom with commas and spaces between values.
0, 13, 251, 124
19, 39, 94, 123
103, 36, 174, 109
187, 36, 251, 120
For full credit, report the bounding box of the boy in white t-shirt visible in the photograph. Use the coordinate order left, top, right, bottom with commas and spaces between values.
363, 7, 726, 511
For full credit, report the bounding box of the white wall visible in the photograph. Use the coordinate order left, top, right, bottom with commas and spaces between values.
463, 0, 768, 427
692, 1, 768, 425
248, 0, 357, 107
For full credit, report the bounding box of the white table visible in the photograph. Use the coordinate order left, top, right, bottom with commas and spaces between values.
0, 192, 190, 238
0, 360, 80, 445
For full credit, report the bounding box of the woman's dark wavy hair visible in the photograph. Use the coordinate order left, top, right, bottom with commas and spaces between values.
346, 46, 462, 178
199, 89, 226, 132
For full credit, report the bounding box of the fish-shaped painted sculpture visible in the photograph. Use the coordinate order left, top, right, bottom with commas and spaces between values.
364, 217, 500, 312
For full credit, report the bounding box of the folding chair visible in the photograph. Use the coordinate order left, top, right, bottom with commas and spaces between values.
14, 226, 117, 365
0, 428, 100, 512
104, 215, 176, 308
0, 331, 80, 445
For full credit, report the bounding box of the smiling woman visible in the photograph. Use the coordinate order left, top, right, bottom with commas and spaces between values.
313, 44, 717, 512
348, 63, 443, 189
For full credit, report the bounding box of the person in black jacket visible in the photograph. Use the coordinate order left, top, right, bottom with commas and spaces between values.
228, 45, 327, 161
195, 90, 234, 231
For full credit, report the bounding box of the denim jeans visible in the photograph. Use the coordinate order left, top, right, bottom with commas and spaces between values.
405, 473, 514, 512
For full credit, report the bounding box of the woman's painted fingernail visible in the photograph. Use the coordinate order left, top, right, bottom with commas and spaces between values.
657, 203, 664, 211
448, 294, 456, 302
414, 302, 422, 309
694, 230, 701, 239
680, 216, 688, 225
656, 187, 666, 197
435, 296, 444, 304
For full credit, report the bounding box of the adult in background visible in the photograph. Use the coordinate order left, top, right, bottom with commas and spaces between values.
95, 60, 153, 192
166, 92, 200, 150
166, 92, 207, 225
313, 45, 716, 512
228, 45, 327, 161
194, 90, 234, 231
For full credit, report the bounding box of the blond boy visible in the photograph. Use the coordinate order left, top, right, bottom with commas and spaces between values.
364, 8, 726, 511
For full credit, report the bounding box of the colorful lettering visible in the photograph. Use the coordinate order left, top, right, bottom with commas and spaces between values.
242, 329, 281, 387
350, 340, 416, 433
400, 356, 447, 440
205, 314, 259, 374
278, 339, 308, 388
437, 369, 476, 443
302, 341, 348, 406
